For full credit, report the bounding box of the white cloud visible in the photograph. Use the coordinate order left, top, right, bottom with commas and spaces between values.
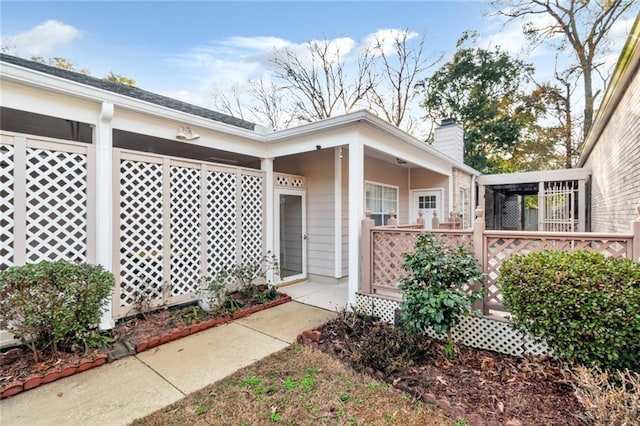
361, 28, 419, 56
1, 20, 81, 56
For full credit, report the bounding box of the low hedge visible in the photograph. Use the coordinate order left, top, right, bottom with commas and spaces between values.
498, 250, 640, 371
0, 261, 114, 361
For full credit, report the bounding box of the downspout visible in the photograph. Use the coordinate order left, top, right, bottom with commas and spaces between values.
471, 174, 477, 225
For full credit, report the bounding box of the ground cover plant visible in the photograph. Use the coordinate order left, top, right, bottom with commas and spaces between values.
131, 344, 452, 426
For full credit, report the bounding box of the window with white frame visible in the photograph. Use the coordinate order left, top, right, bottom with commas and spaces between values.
365, 182, 398, 226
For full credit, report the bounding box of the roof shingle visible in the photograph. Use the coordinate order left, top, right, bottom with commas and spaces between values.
0, 53, 256, 131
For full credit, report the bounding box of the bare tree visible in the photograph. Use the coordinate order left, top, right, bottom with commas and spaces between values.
367, 30, 442, 132
246, 78, 294, 130
492, 0, 637, 138
212, 82, 247, 120
270, 37, 377, 122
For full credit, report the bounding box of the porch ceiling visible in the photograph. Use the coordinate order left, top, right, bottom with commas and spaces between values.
113, 130, 260, 167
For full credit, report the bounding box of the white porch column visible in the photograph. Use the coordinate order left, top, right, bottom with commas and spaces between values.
348, 141, 364, 308
334, 147, 343, 278
578, 179, 586, 232
96, 102, 114, 329
261, 158, 275, 283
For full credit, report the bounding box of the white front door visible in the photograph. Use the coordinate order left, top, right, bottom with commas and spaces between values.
411, 189, 443, 230
275, 188, 307, 282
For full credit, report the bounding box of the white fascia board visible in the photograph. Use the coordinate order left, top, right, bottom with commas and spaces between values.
265, 110, 480, 175
477, 168, 592, 185
1, 62, 264, 142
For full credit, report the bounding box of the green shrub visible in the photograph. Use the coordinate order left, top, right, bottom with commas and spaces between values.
498, 250, 640, 371
0, 261, 115, 361
398, 233, 483, 356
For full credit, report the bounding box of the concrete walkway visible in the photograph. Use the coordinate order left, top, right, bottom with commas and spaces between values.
0, 301, 336, 426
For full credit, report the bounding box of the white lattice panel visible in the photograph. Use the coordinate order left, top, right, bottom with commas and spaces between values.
356, 294, 550, 357
206, 170, 237, 277
0, 144, 14, 270
25, 147, 88, 263
119, 159, 164, 307
170, 165, 201, 296
241, 174, 263, 264
275, 173, 306, 189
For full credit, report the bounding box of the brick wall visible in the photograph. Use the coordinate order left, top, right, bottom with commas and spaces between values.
583, 68, 640, 233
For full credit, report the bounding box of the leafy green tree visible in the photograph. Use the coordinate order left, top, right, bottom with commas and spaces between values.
418, 34, 548, 172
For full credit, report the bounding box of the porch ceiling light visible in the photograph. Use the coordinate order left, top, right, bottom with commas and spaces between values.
176, 126, 200, 141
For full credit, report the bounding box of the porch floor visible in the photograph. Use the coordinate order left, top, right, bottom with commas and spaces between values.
280, 279, 349, 312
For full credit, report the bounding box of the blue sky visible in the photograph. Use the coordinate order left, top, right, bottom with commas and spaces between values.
1, 1, 637, 133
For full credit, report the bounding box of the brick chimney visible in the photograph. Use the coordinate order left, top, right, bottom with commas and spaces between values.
433, 118, 463, 164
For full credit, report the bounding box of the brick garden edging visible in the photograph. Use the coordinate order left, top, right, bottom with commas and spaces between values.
0, 294, 292, 399
298, 328, 532, 426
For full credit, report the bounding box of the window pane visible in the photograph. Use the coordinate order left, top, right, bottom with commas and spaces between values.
383, 186, 396, 201
383, 199, 396, 213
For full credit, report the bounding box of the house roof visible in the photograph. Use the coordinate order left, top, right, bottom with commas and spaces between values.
0, 53, 256, 131
578, 14, 640, 167
1, 53, 479, 175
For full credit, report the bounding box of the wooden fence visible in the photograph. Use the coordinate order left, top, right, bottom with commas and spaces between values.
361, 206, 640, 313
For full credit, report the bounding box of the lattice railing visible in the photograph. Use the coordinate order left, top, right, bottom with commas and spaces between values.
114, 150, 265, 319
0, 132, 94, 271
364, 213, 637, 314
369, 228, 475, 296
484, 230, 634, 311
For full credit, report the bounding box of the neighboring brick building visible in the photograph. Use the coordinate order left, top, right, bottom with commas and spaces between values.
579, 16, 640, 233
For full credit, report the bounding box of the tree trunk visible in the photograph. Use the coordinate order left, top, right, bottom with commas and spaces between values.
582, 66, 594, 140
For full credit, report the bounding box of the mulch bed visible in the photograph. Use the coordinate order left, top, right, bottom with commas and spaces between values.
303, 313, 587, 426
0, 291, 291, 399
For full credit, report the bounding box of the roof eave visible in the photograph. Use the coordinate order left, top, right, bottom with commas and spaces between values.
0, 61, 264, 141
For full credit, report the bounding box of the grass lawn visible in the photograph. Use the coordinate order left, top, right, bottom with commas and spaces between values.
131, 344, 453, 426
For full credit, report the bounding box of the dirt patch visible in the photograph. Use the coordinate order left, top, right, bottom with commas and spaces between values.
131, 345, 452, 426
310, 313, 587, 425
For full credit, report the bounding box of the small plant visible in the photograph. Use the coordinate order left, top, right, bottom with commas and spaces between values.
571, 366, 639, 425
200, 252, 280, 313
0, 261, 114, 361
350, 322, 425, 374
498, 250, 640, 370
398, 233, 483, 357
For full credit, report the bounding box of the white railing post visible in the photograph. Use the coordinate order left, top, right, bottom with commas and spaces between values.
473, 207, 487, 313
632, 204, 640, 262
361, 210, 375, 294
416, 210, 425, 228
